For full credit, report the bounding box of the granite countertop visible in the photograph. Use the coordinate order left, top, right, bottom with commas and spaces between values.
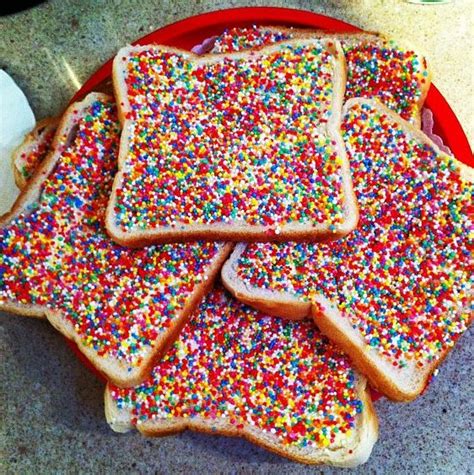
1, 1, 472, 473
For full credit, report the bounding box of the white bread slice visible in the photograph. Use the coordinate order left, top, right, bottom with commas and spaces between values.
222, 98, 473, 402
211, 25, 430, 127
0, 104, 80, 319
0, 92, 233, 386
105, 287, 378, 467
107, 39, 358, 246
12, 116, 59, 190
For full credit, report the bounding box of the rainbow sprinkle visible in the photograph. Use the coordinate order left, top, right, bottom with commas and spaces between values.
114, 42, 348, 234
212, 26, 291, 53
235, 101, 473, 368
110, 287, 364, 449
212, 26, 428, 123
0, 96, 225, 367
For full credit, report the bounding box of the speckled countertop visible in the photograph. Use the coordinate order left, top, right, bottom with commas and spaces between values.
1, 1, 473, 473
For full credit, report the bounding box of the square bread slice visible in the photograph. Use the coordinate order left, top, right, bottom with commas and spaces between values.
222, 98, 473, 402
105, 287, 378, 467
107, 39, 358, 246
0, 92, 232, 387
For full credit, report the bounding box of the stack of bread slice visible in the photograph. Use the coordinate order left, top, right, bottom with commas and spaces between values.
1, 25, 471, 467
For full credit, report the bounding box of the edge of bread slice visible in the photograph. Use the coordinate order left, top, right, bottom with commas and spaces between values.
222, 98, 473, 401
104, 379, 378, 466
266, 26, 431, 128
106, 39, 358, 246
12, 116, 59, 190
221, 242, 312, 320
310, 293, 471, 403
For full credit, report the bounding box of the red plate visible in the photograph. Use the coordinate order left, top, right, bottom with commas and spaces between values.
66, 7, 473, 400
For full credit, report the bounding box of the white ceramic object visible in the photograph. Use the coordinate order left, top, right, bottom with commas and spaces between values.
0, 69, 35, 214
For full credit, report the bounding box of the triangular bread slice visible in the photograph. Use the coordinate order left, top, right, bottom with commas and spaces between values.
107, 39, 358, 246
12, 116, 59, 190
222, 98, 473, 402
0, 92, 232, 386
105, 287, 378, 467
211, 25, 430, 127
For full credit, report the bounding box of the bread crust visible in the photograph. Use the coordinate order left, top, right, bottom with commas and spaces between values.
222, 98, 472, 402
11, 116, 59, 190
0, 92, 234, 386
104, 362, 378, 466
312, 294, 472, 402
107, 39, 358, 246
0, 301, 47, 319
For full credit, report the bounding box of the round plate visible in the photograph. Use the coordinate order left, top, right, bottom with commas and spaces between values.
66, 8, 472, 400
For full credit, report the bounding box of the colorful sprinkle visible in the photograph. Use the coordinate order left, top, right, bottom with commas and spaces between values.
212, 26, 428, 123
110, 287, 364, 449
114, 41, 348, 233
0, 96, 226, 367
235, 101, 473, 368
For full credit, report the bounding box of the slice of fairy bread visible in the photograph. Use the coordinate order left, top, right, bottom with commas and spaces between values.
105, 287, 378, 467
12, 117, 59, 190
222, 98, 473, 402
211, 25, 430, 126
107, 38, 358, 246
0, 92, 232, 387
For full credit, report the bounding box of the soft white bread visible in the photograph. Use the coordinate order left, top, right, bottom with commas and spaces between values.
211, 25, 430, 127
222, 242, 311, 320
222, 98, 473, 402
0, 92, 233, 386
106, 39, 358, 246
105, 288, 378, 466
12, 116, 58, 190
0, 98, 87, 319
